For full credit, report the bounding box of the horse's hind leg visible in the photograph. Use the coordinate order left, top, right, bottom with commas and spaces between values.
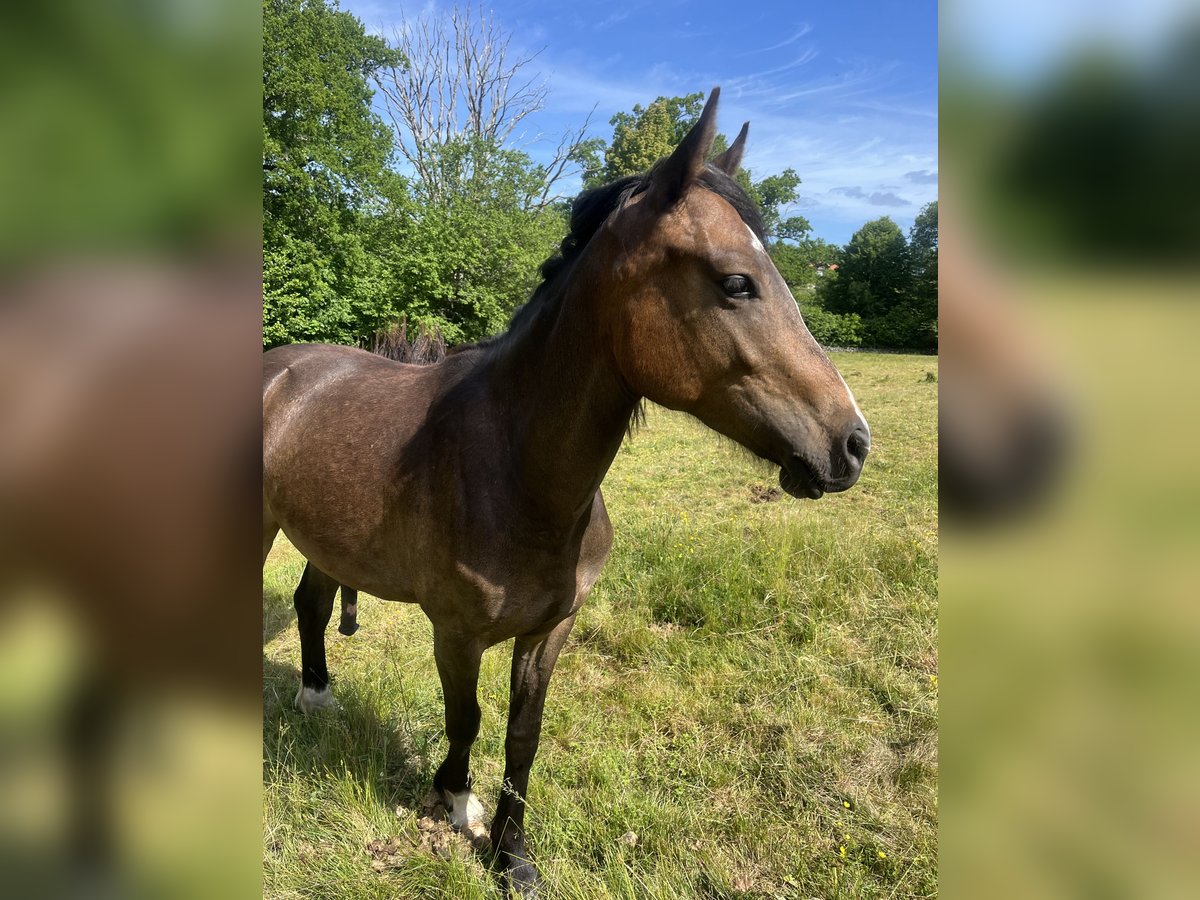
293, 561, 339, 713
337, 585, 359, 636
431, 630, 485, 834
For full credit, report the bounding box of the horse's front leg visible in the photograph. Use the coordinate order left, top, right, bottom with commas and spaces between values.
431, 629, 485, 832
491, 613, 577, 896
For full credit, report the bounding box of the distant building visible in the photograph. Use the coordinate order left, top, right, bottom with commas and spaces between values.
813, 262, 839, 278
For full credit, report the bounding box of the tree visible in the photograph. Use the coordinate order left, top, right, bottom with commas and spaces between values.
820, 217, 912, 320
743, 169, 806, 240
262, 0, 404, 346
818, 215, 937, 351
771, 237, 841, 290
591, 93, 708, 184
364, 4, 578, 341
798, 304, 864, 348
374, 3, 593, 209
908, 201, 938, 339
376, 138, 567, 342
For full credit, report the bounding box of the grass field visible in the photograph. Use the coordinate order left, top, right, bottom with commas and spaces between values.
263, 350, 938, 899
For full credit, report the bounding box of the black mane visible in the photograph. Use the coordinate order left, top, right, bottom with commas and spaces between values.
465, 163, 768, 355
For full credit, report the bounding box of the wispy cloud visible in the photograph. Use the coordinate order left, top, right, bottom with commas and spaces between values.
736, 23, 813, 56
726, 48, 820, 89
594, 9, 631, 31
904, 169, 939, 185
765, 60, 901, 105
850, 99, 938, 119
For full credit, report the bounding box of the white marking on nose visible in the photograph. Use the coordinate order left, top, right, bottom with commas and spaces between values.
836, 369, 870, 437
744, 222, 766, 255
779, 277, 869, 436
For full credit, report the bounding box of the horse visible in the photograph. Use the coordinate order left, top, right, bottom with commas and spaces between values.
262, 88, 870, 895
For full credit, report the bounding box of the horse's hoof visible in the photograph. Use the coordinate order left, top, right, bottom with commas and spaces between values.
504, 860, 542, 898
294, 684, 337, 714
337, 619, 359, 636
495, 849, 541, 898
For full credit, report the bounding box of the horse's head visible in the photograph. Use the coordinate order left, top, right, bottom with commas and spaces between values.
596, 88, 869, 499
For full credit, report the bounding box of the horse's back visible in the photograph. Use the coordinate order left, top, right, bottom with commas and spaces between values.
264, 343, 390, 405
263, 343, 438, 443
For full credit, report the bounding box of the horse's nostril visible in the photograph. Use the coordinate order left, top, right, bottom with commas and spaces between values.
844, 424, 870, 470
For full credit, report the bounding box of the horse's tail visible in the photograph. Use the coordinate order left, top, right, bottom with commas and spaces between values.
366, 316, 448, 365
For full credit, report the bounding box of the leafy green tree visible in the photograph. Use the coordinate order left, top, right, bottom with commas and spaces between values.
774, 214, 814, 244
819, 215, 937, 350
379, 138, 567, 342
799, 303, 863, 347
262, 0, 404, 346
820, 217, 912, 320
590, 93, 707, 184
742, 169, 806, 239
908, 200, 938, 332
771, 237, 841, 290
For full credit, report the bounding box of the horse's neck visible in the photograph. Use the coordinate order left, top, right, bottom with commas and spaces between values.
485, 277, 637, 529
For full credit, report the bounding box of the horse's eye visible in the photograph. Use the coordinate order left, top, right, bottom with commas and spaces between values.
721, 275, 753, 298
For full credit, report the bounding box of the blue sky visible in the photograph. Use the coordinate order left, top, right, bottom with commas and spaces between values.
343, 0, 937, 245
945, 0, 1195, 84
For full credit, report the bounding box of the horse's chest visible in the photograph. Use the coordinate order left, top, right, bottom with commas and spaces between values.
435, 539, 588, 634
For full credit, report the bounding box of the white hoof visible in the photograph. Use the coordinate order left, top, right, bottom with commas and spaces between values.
442, 787, 486, 832
294, 683, 337, 714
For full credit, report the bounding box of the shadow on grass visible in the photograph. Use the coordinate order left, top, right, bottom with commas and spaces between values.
263, 653, 515, 894
263, 656, 435, 817
263, 585, 294, 647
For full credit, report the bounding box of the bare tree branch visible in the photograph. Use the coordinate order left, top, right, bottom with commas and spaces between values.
374, 2, 591, 207
528, 106, 597, 211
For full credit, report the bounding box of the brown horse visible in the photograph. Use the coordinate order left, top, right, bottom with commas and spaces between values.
262, 88, 869, 895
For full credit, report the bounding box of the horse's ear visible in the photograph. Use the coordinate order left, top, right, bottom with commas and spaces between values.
713, 122, 749, 176
647, 87, 721, 208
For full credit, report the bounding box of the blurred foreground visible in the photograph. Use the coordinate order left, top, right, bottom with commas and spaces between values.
942, 1, 1200, 896
0, 2, 261, 897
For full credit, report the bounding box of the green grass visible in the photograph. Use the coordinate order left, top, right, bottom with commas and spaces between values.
264, 351, 938, 899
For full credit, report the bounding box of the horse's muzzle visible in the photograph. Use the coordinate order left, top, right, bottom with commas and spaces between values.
779, 462, 823, 499
780, 421, 869, 500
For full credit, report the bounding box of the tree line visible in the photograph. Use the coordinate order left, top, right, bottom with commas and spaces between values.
263, 0, 937, 352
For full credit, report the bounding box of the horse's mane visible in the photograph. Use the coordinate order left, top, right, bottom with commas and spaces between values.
367, 317, 448, 364
465, 162, 768, 356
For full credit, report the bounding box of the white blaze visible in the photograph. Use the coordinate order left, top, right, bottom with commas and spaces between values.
744, 222, 766, 255
837, 368, 870, 437
783, 278, 870, 436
